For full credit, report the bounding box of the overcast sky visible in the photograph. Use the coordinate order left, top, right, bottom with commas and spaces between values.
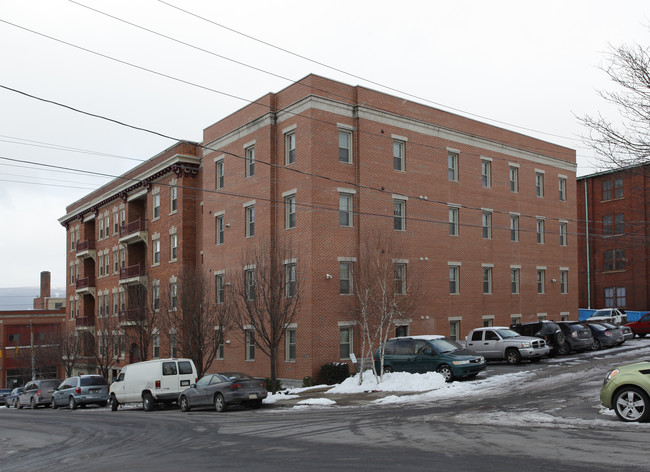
1, 0, 649, 291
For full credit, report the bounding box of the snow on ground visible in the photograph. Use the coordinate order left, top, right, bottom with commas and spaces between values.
327, 370, 447, 394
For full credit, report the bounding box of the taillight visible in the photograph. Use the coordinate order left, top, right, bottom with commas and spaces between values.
228, 383, 242, 390
36, 389, 41, 396
75, 387, 81, 394
604, 331, 612, 336
155, 380, 161, 388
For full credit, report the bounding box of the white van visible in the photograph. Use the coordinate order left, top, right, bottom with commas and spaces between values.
109, 358, 197, 411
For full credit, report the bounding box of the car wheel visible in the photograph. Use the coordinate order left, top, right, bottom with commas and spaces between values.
30, 398, 37, 409
17, 400, 23, 409
591, 339, 602, 351
143, 392, 155, 412
383, 366, 393, 374
180, 395, 191, 412
214, 393, 227, 412
110, 394, 119, 412
558, 341, 570, 356
505, 349, 522, 365
613, 386, 650, 422
437, 364, 454, 382
69, 396, 77, 410
51, 398, 58, 409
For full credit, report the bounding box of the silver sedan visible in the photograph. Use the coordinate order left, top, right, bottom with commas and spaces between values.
178, 372, 267, 412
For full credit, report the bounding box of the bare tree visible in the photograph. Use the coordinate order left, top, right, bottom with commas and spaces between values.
159, 264, 235, 378
232, 237, 302, 392
123, 284, 156, 363
579, 38, 650, 168
354, 233, 420, 383
92, 314, 122, 380
57, 328, 81, 378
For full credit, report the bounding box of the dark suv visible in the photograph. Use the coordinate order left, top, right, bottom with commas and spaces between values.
510, 321, 565, 356
556, 321, 594, 354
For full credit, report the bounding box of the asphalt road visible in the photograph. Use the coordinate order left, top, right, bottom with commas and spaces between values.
1, 339, 649, 472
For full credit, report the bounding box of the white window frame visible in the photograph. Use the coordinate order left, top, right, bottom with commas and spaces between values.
393, 139, 405, 172
448, 150, 459, 182
339, 129, 352, 164
285, 131, 296, 165
481, 158, 492, 188
245, 145, 255, 178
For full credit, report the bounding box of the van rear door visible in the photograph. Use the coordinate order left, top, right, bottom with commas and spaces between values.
160, 361, 179, 394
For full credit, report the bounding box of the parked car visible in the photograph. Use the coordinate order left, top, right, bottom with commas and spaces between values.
600, 361, 650, 422
587, 308, 628, 326
599, 321, 632, 343
179, 372, 267, 412
109, 358, 197, 411
52, 375, 109, 410
18, 379, 61, 409
583, 322, 624, 350
556, 322, 594, 354
509, 321, 565, 356
0, 388, 12, 406
376, 335, 486, 381
625, 312, 650, 338
5, 387, 24, 408
465, 327, 548, 365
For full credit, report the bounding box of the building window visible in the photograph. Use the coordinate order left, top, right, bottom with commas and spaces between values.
170, 234, 177, 261
340, 262, 353, 295
511, 268, 520, 294
449, 207, 459, 236
340, 327, 352, 359
120, 209, 125, 228
99, 219, 104, 239
216, 160, 224, 190
614, 178, 623, 198
245, 330, 255, 360
603, 215, 612, 235
510, 166, 519, 192
245, 269, 255, 301
615, 213, 624, 235
153, 194, 160, 219
113, 293, 118, 316
285, 132, 296, 165
245, 205, 255, 237
170, 186, 177, 213
98, 294, 104, 317
113, 249, 118, 273
449, 265, 460, 294
285, 195, 296, 229
602, 180, 612, 200
170, 331, 177, 358
604, 249, 626, 271
393, 140, 405, 171
560, 222, 568, 246
215, 331, 224, 360
604, 287, 614, 307
449, 320, 461, 341
245, 146, 255, 177
285, 328, 296, 362
559, 177, 567, 201
105, 254, 109, 275
120, 249, 126, 269
286, 263, 296, 298
560, 270, 568, 294
394, 263, 407, 295
482, 267, 493, 294
393, 199, 406, 231
537, 219, 545, 244
537, 269, 545, 294
481, 159, 491, 188
339, 194, 353, 227
617, 287, 626, 306
99, 255, 104, 276
536, 172, 544, 197
113, 212, 119, 234
215, 274, 225, 304
339, 130, 352, 163
153, 284, 160, 311
215, 215, 224, 245
170, 282, 177, 309
483, 318, 493, 327
482, 211, 492, 239
448, 151, 458, 181
604, 287, 625, 307
153, 238, 160, 265
148, 333, 158, 358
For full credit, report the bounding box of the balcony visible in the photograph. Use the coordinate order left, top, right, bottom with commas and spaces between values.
119, 218, 148, 245
119, 307, 145, 326
75, 276, 96, 296
75, 315, 95, 329
119, 262, 147, 286
76, 240, 96, 260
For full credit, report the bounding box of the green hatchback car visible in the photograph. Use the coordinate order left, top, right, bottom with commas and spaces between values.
374, 335, 486, 382
600, 361, 650, 422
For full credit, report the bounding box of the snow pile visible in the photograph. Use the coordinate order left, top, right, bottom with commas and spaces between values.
327, 370, 447, 394
296, 398, 336, 406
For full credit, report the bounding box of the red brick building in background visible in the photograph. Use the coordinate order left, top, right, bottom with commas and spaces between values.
59, 74, 578, 383
577, 165, 650, 311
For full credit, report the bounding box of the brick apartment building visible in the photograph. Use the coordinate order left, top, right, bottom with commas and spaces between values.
577, 164, 650, 311
59, 74, 577, 382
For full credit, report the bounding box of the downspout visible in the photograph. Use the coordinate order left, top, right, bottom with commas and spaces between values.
584, 179, 591, 309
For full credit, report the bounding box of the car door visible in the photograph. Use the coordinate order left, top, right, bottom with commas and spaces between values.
55, 378, 73, 406
193, 375, 215, 407
392, 339, 416, 372
482, 330, 501, 358
637, 313, 650, 335
20, 382, 35, 406
413, 340, 437, 373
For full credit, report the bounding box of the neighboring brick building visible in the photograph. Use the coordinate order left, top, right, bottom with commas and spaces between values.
59, 74, 577, 382
577, 165, 650, 311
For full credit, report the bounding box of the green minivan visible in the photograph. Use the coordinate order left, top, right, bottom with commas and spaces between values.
374, 335, 486, 382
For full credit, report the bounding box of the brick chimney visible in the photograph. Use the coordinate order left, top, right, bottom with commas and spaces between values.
33, 271, 51, 309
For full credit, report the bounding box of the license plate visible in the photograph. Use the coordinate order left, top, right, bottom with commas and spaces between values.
180, 380, 190, 386
248, 393, 258, 399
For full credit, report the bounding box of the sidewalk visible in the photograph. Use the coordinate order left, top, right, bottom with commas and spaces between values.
266, 386, 418, 408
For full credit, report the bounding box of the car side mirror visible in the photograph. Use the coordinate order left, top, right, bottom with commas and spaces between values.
190, 384, 196, 389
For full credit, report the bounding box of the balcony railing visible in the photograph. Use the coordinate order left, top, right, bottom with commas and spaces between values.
76, 240, 96, 252
76, 276, 96, 290
119, 218, 147, 238
119, 308, 145, 324
76, 316, 95, 327
120, 263, 145, 280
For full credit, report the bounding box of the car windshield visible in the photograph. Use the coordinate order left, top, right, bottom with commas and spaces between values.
196, 375, 213, 387
430, 338, 463, 353
589, 323, 607, 331
496, 329, 520, 338
219, 372, 253, 380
